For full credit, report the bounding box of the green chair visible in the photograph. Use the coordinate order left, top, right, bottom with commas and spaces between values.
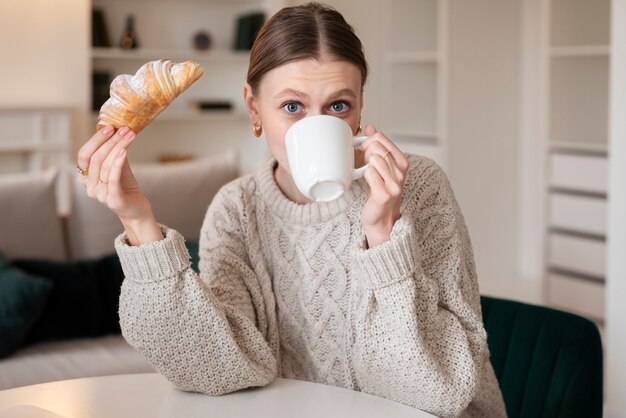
480, 296, 603, 418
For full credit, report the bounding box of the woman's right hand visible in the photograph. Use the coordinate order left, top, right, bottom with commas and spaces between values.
77, 125, 164, 245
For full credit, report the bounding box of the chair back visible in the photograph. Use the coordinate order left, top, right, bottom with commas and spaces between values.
480, 296, 603, 418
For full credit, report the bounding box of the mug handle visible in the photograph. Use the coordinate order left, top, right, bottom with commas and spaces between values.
352, 135, 369, 180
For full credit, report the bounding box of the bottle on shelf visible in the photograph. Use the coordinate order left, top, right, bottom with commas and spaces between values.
119, 15, 140, 49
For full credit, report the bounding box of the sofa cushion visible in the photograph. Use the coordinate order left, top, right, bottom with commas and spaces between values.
0, 169, 65, 261
67, 151, 238, 260
0, 254, 54, 359
11, 254, 125, 345
10, 240, 199, 346
0, 334, 153, 390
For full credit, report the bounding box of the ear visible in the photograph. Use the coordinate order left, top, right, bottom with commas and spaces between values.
243, 82, 261, 125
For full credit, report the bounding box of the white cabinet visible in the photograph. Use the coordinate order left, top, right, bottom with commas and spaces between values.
90, 0, 281, 173
548, 272, 605, 320
549, 194, 607, 236
549, 153, 608, 194
544, 0, 610, 322
380, 0, 447, 169
0, 108, 72, 214
549, 234, 606, 278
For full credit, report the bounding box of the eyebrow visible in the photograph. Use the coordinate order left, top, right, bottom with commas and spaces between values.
273, 88, 358, 101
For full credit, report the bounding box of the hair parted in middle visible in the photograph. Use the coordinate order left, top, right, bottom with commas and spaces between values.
246, 2, 369, 94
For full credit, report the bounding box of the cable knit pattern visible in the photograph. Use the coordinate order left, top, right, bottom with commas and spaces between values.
115, 154, 507, 418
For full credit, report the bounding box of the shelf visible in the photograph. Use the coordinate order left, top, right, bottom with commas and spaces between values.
0, 143, 68, 153
91, 110, 249, 123
96, 0, 263, 3
154, 110, 249, 122
550, 141, 608, 154
388, 130, 438, 141
550, 45, 610, 57
385, 51, 439, 64
101, 0, 264, 3
91, 47, 250, 63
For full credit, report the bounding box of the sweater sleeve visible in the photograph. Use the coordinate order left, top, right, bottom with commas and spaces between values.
350, 163, 488, 418
114, 187, 278, 396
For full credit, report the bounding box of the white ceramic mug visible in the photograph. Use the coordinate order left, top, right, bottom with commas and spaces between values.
285, 115, 368, 202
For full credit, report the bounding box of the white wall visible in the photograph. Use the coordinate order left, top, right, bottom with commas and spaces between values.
0, 0, 90, 152
447, 1, 542, 302
605, 1, 626, 416
0, 0, 89, 108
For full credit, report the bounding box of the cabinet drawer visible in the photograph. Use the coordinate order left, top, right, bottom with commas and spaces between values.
550, 153, 608, 193
549, 233, 606, 277
548, 273, 604, 320
549, 193, 607, 235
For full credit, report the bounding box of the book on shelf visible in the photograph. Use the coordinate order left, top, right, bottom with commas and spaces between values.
234, 12, 266, 51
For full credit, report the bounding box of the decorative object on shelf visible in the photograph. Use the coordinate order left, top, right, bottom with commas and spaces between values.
192, 31, 212, 51
92, 71, 111, 112
194, 100, 233, 112
234, 12, 265, 50
119, 15, 140, 49
96, 59, 204, 133
159, 153, 194, 164
92, 8, 111, 47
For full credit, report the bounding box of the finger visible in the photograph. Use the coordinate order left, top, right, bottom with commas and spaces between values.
87, 126, 130, 189
362, 131, 407, 172
77, 125, 115, 172
372, 146, 404, 182
100, 129, 136, 182
362, 140, 388, 163
364, 163, 390, 204
363, 123, 377, 137
362, 142, 402, 181
93, 176, 109, 204
107, 148, 127, 211
369, 155, 402, 197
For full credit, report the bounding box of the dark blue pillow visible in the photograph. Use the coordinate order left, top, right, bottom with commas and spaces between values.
186, 240, 200, 273
0, 254, 54, 358
12, 254, 125, 344
12, 240, 200, 345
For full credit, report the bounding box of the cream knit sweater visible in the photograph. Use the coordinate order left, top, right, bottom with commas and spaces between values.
115, 154, 507, 418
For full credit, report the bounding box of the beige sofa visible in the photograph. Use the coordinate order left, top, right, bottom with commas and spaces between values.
0, 151, 239, 390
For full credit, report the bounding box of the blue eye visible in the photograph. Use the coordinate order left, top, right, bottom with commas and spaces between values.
283, 102, 301, 113
330, 101, 349, 113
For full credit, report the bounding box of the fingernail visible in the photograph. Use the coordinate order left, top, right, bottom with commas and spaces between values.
118, 126, 129, 137
102, 125, 114, 136
124, 131, 135, 141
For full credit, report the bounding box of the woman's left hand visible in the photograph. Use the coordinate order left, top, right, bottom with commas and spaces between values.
360, 124, 409, 248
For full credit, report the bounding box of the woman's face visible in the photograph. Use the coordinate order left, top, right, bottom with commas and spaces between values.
244, 58, 363, 173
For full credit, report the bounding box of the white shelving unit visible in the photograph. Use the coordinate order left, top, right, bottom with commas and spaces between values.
544, 0, 611, 323
380, 0, 447, 168
91, 47, 251, 62
0, 108, 73, 214
90, 0, 281, 172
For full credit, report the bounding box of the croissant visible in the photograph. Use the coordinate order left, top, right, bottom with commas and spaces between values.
96, 59, 204, 133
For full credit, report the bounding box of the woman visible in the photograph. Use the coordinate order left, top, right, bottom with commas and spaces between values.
77, 3, 506, 417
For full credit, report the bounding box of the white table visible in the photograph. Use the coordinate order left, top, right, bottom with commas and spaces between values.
0, 373, 435, 418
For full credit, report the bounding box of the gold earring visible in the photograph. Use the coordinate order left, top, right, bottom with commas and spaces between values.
253, 124, 263, 138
